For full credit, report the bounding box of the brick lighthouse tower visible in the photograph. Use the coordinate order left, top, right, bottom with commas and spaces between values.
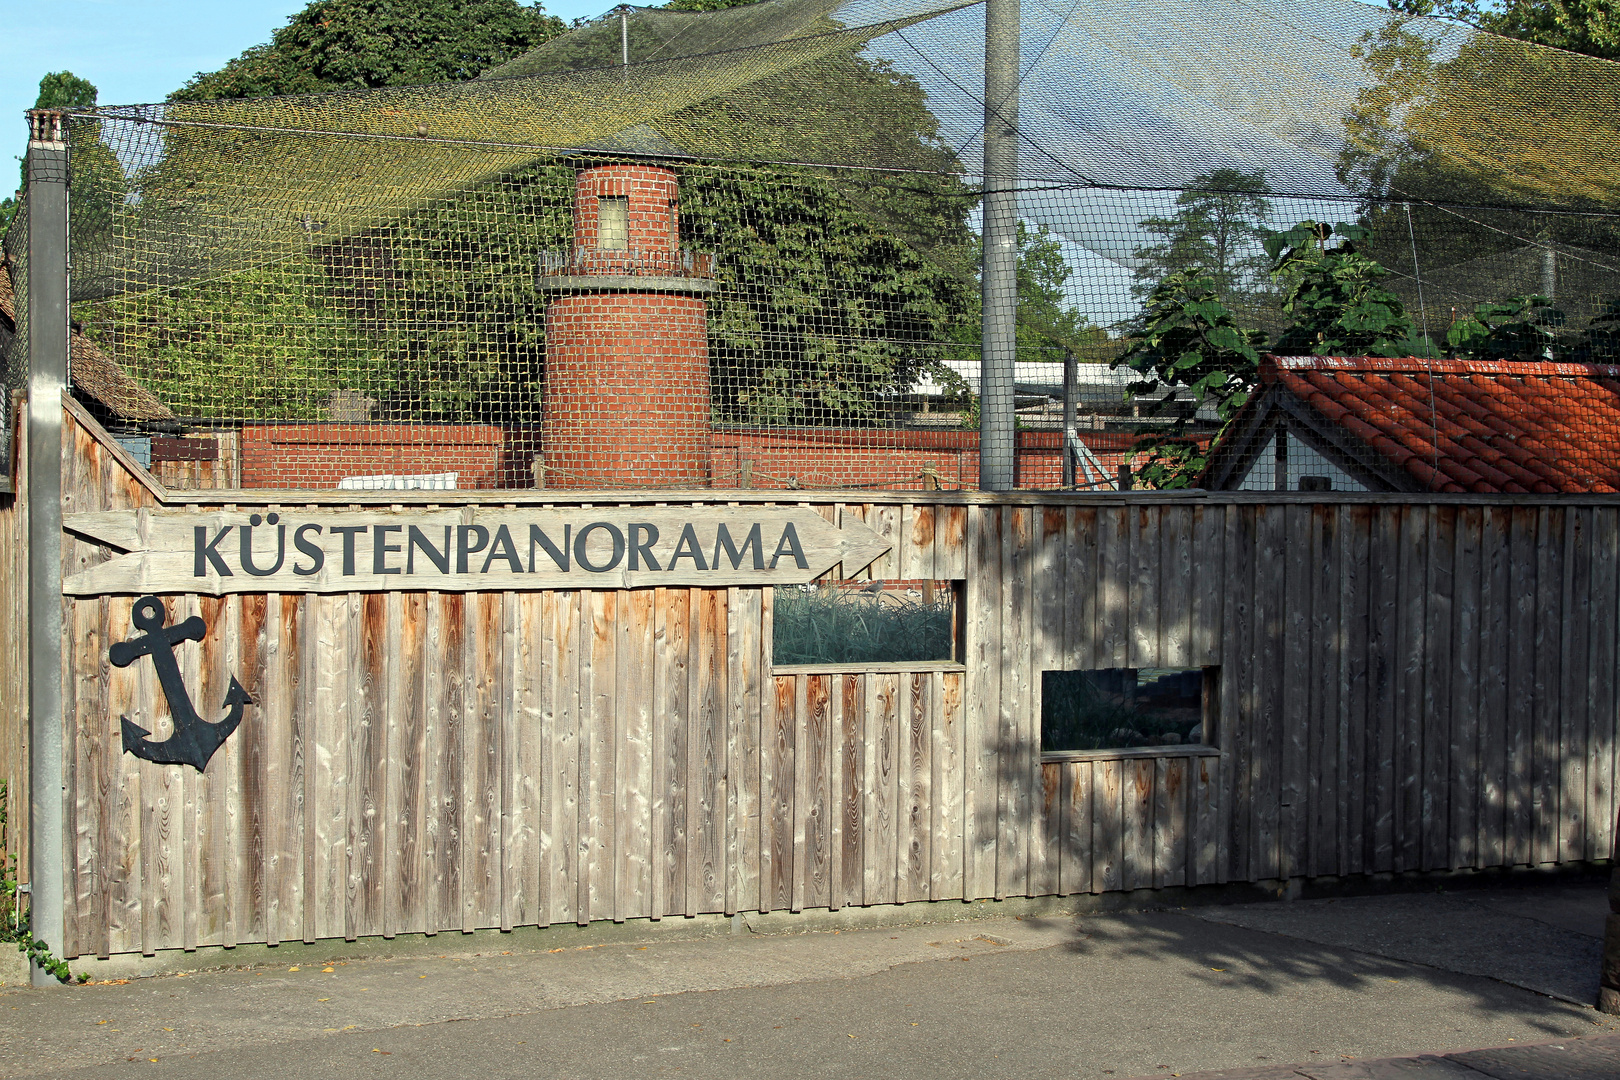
538, 160, 716, 488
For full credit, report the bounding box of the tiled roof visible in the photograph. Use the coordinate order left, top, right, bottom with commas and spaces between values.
1265, 355, 1620, 494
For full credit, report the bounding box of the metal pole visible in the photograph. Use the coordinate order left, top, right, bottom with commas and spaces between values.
620, 7, 631, 77
25, 109, 68, 987
1061, 350, 1077, 489
980, 0, 1019, 491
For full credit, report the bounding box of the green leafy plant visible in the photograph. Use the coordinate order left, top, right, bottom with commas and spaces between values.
1265, 220, 1428, 357
1116, 271, 1264, 424
772, 586, 953, 665
0, 781, 83, 983
1446, 294, 1566, 360
1129, 436, 1209, 491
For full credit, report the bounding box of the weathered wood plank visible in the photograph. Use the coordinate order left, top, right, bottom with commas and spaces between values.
1449, 508, 1482, 870
936, 504, 968, 580
768, 672, 795, 913
1122, 757, 1154, 891
1394, 506, 1428, 873
1587, 509, 1619, 863
1098, 507, 1129, 669
694, 588, 726, 914
620, 588, 655, 921
1130, 505, 1161, 669
656, 588, 685, 916
967, 507, 1000, 900
1478, 508, 1512, 869
803, 673, 832, 910
396, 591, 428, 934
1028, 507, 1066, 896
1059, 761, 1092, 895
997, 506, 1033, 898
1073, 507, 1099, 670
1420, 507, 1454, 872
1368, 506, 1402, 873
1155, 756, 1188, 889
352, 592, 386, 938
1191, 752, 1220, 886
1506, 507, 1537, 866
1219, 504, 1250, 884
1280, 504, 1311, 881
1092, 758, 1123, 894
1307, 504, 1341, 878
905, 504, 936, 581
1191, 504, 1224, 668
862, 504, 895, 581
1161, 505, 1193, 668
1532, 507, 1563, 865
1252, 504, 1285, 882
1037, 762, 1062, 897
905, 672, 932, 903
934, 671, 964, 900
1558, 508, 1589, 864
740, 586, 765, 914
839, 674, 862, 909
466, 590, 503, 932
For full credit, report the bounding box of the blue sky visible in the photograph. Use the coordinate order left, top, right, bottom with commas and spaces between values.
2, 0, 616, 192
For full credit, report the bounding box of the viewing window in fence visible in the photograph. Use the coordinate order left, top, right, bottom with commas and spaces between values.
772, 581, 961, 668
1040, 668, 1217, 754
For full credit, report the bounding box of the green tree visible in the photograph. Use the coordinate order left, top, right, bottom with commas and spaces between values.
1389, 1, 1620, 61
1132, 168, 1275, 325
3, 72, 115, 236
170, 0, 566, 100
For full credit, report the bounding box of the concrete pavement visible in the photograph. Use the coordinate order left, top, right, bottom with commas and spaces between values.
2, 882, 1615, 1079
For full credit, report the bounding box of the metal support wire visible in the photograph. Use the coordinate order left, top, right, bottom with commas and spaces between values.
25, 110, 68, 987
980, 0, 1019, 491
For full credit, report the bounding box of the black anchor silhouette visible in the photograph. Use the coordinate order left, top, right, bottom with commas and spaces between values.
111, 595, 252, 771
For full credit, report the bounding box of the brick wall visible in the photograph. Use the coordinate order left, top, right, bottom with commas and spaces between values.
238, 424, 1150, 492
541, 292, 711, 488
571, 163, 680, 269
239, 424, 505, 489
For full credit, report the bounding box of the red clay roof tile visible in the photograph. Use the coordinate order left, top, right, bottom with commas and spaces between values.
1266, 355, 1620, 493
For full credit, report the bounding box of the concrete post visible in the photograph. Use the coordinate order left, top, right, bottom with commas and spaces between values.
25, 109, 68, 986
980, 0, 1019, 491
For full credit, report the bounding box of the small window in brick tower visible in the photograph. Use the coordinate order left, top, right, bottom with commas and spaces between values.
598, 195, 629, 250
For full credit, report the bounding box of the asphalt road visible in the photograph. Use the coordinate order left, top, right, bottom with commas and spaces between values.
3, 885, 1614, 1080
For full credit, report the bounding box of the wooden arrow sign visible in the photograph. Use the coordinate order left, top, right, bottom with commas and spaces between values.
62, 506, 892, 596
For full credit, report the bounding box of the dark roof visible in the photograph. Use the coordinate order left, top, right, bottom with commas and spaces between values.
1208, 355, 1620, 494
0, 260, 174, 423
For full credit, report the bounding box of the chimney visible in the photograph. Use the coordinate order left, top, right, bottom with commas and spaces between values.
539, 161, 717, 489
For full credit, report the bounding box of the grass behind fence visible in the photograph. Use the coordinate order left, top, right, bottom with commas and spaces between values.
773, 586, 953, 665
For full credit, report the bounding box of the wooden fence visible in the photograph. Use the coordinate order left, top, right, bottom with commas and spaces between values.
2, 400, 1616, 958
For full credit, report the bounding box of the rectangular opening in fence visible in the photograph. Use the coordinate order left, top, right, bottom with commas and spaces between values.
1040, 667, 1214, 753
771, 580, 961, 668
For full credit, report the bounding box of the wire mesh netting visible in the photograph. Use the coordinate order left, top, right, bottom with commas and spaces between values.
5, 0, 1620, 493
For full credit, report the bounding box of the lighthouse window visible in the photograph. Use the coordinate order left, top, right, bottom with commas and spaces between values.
598, 195, 629, 250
